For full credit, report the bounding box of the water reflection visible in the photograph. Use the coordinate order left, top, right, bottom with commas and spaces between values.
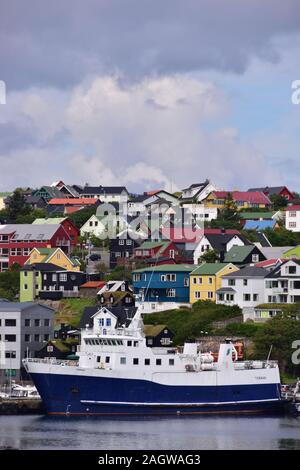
0, 415, 299, 450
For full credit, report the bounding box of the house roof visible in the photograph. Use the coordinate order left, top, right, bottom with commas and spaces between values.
191, 263, 234, 275
21, 262, 66, 272
255, 258, 283, 268
48, 198, 98, 205
224, 245, 259, 263
248, 186, 291, 196
204, 233, 250, 252
33, 217, 66, 224
239, 212, 274, 220
223, 266, 268, 278
35, 186, 64, 198
285, 205, 300, 211
48, 340, 71, 353
82, 186, 128, 195
78, 306, 137, 328
265, 260, 300, 279
244, 220, 276, 230
80, 281, 106, 289
283, 246, 300, 258
213, 191, 271, 205
0, 224, 61, 240
216, 287, 236, 293
133, 264, 196, 273
143, 324, 171, 337
260, 246, 294, 259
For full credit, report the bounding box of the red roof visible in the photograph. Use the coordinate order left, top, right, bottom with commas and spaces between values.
80, 281, 106, 288
144, 190, 160, 196
285, 205, 300, 211
213, 191, 271, 205
255, 258, 282, 268
64, 206, 83, 215
48, 198, 98, 205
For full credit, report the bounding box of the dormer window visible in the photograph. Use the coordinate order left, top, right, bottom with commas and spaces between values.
288, 265, 297, 274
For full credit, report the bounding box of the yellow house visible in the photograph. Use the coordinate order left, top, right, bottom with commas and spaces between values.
204, 191, 271, 211
189, 263, 239, 303
25, 247, 81, 271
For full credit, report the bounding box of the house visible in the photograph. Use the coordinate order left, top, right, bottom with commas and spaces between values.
109, 231, 144, 269
98, 290, 135, 308
264, 259, 300, 304
127, 194, 149, 215
180, 180, 218, 203
79, 186, 129, 203
180, 203, 218, 223
189, 263, 238, 303
216, 266, 268, 321
143, 325, 174, 347
78, 305, 137, 329
132, 264, 195, 313
47, 198, 99, 215
97, 280, 132, 295
32, 217, 79, 247
20, 263, 88, 301
204, 191, 272, 210
133, 240, 189, 265
80, 214, 111, 238
248, 186, 295, 201
35, 339, 75, 360
50, 180, 81, 198
24, 194, 47, 210
192, 229, 250, 264
34, 185, 66, 201
25, 247, 80, 271
0, 300, 55, 380
141, 190, 179, 207
223, 245, 266, 267
79, 281, 106, 298
285, 205, 300, 232
0, 224, 72, 272
253, 303, 300, 322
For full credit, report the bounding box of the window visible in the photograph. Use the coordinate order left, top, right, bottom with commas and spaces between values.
60, 273, 67, 282
133, 273, 141, 282
126, 240, 132, 245
34, 334, 40, 342
169, 359, 175, 366
89, 221, 93, 226
24, 271, 28, 277
253, 294, 259, 302
194, 291, 201, 299
289, 211, 297, 217
5, 319, 16, 327
5, 335, 16, 342
5, 351, 16, 359
208, 291, 213, 299
144, 358, 150, 366
44, 319, 50, 327
192, 277, 197, 285
208, 277, 213, 285
25, 334, 31, 342
134, 341, 139, 347
289, 222, 297, 228
243, 294, 251, 301
52, 274, 57, 281
127, 340, 132, 347
166, 288, 176, 298
34, 319, 40, 327
288, 266, 297, 274
98, 318, 104, 327
119, 239, 125, 245
184, 277, 189, 287
25, 319, 30, 327
156, 359, 162, 366
133, 358, 139, 365
106, 318, 111, 327
24, 284, 28, 290
120, 357, 126, 365
161, 338, 171, 345
105, 356, 110, 363
44, 334, 50, 341
252, 254, 259, 263
23, 248, 30, 256
243, 279, 248, 286
169, 249, 175, 258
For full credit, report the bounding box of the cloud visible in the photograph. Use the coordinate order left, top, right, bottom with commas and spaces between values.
1, 1, 300, 90
0, 74, 281, 191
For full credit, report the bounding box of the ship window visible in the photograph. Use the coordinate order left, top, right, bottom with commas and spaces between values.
133, 358, 139, 365
169, 359, 175, 366
120, 357, 126, 365
156, 359, 162, 366
97, 356, 101, 363
134, 341, 139, 347
127, 340, 132, 346
105, 356, 110, 363
144, 358, 150, 366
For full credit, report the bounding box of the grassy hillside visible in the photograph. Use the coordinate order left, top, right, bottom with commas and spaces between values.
143, 300, 242, 345
55, 298, 97, 327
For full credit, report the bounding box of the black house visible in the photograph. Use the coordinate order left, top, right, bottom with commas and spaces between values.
109, 230, 144, 268
143, 325, 174, 347
39, 270, 88, 300
79, 305, 138, 329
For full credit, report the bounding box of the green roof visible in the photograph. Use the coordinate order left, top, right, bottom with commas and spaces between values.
191, 263, 232, 275
143, 324, 168, 336
49, 340, 71, 353
224, 246, 255, 263
139, 241, 168, 250
133, 264, 196, 273
33, 217, 66, 224
239, 212, 274, 220
35, 247, 56, 255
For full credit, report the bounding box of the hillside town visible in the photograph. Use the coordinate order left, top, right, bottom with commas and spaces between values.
0, 179, 300, 382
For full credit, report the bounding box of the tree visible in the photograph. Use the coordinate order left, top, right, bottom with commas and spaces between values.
270, 194, 288, 211
6, 189, 30, 221
105, 265, 132, 282
15, 208, 46, 224
0, 269, 20, 300
68, 207, 97, 229
253, 315, 300, 377
210, 193, 241, 230
199, 249, 219, 263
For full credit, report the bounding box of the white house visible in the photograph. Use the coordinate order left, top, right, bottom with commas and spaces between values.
285, 205, 300, 232
216, 266, 268, 321
264, 259, 300, 304
193, 232, 248, 264
180, 180, 218, 203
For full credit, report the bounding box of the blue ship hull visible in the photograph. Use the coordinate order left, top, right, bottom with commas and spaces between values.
30, 372, 284, 416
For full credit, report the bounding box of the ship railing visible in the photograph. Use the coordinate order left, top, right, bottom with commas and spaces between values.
23, 358, 78, 367
233, 360, 278, 370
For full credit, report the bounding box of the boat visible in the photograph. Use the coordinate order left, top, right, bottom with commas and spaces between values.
9, 384, 41, 399
23, 309, 283, 416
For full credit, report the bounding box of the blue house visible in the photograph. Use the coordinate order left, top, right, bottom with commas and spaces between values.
132, 264, 195, 313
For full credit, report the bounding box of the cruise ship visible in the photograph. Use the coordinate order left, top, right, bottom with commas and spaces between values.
23, 308, 283, 415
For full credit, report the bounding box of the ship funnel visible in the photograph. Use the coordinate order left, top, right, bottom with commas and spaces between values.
183, 343, 197, 356
217, 341, 236, 370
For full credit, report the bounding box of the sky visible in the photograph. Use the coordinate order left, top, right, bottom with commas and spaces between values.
0, 0, 300, 193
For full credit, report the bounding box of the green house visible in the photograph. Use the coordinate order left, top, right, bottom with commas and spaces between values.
20, 263, 60, 302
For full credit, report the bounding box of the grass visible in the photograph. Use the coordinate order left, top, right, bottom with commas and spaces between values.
55, 297, 97, 327
143, 300, 242, 345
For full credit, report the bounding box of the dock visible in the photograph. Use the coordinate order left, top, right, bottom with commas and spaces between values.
0, 398, 44, 415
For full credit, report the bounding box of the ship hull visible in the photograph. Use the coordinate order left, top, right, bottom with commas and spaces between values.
29, 372, 283, 416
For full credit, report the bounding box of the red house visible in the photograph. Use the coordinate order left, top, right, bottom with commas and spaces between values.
248, 186, 294, 201
33, 217, 79, 248
134, 240, 191, 265
0, 224, 72, 271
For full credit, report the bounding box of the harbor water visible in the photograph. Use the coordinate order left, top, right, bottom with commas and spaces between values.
0, 415, 299, 450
